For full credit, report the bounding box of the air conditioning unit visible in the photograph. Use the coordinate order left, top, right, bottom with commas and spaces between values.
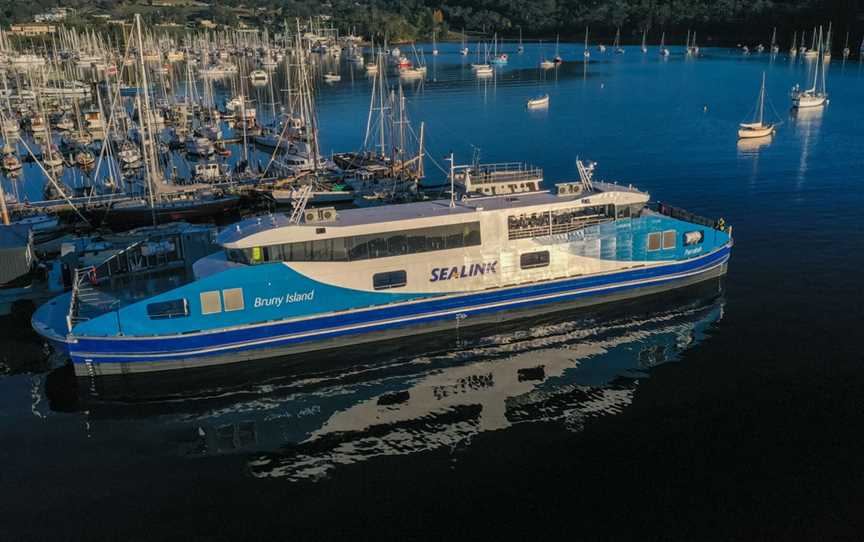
556, 182, 582, 196
304, 207, 338, 223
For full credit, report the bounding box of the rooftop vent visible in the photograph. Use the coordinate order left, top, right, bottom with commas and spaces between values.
303, 207, 338, 224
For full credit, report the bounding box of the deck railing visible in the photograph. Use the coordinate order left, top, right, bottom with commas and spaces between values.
467, 162, 544, 185
65, 240, 147, 332
650, 202, 727, 231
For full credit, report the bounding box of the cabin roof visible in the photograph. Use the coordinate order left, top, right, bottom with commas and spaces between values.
217, 183, 648, 246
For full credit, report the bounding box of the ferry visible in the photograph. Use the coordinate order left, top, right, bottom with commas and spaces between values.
33, 161, 732, 376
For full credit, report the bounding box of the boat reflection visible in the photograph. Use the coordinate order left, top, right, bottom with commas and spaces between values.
791, 105, 824, 187
737, 134, 773, 155
53, 281, 725, 481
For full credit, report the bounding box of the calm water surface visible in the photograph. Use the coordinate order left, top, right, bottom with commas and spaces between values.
2, 44, 864, 540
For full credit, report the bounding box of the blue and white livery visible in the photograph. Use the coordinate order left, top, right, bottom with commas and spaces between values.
33, 162, 732, 376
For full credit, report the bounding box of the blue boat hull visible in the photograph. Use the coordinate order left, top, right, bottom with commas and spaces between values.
68, 245, 731, 376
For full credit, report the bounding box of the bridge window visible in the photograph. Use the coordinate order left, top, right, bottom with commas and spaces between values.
520, 251, 550, 269
373, 270, 407, 290
146, 299, 188, 320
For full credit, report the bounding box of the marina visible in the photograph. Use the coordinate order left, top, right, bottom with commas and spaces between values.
2, 12, 864, 540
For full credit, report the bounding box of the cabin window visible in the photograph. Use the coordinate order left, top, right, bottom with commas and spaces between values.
251, 247, 264, 263
223, 288, 244, 312
373, 270, 407, 290
146, 299, 188, 320
253, 222, 483, 264
200, 291, 222, 315
520, 251, 550, 269
662, 230, 677, 250
647, 232, 662, 251
509, 205, 614, 240
616, 205, 631, 219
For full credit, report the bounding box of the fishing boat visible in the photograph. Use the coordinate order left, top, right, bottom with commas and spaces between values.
1, 146, 22, 172
185, 135, 216, 157
34, 159, 733, 376
738, 73, 776, 139
791, 27, 828, 108
659, 32, 670, 57
193, 162, 230, 183
527, 95, 550, 109
74, 149, 96, 168
117, 142, 142, 169
249, 69, 269, 85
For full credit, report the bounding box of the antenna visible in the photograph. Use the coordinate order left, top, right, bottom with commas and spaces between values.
447, 152, 456, 208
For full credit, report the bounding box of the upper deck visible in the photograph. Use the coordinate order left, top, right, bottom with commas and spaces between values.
218, 181, 650, 249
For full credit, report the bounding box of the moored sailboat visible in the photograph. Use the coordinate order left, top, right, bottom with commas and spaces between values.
739, 73, 776, 139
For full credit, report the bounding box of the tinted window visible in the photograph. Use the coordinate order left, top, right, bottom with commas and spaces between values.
238, 222, 482, 264
147, 299, 188, 319
373, 270, 407, 290
520, 251, 550, 269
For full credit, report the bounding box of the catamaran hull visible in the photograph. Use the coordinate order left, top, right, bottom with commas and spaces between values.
66, 246, 730, 376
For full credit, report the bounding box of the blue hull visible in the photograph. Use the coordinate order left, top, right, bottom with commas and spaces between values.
68, 245, 731, 375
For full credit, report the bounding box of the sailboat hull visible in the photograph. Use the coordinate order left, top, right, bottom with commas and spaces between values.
792, 94, 827, 108
738, 125, 775, 139
101, 196, 242, 229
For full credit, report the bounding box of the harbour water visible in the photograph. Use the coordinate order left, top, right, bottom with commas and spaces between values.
3, 44, 864, 539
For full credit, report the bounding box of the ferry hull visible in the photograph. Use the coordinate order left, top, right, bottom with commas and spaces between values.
68, 247, 730, 376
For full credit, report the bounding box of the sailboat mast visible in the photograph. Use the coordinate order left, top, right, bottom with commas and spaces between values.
758, 73, 765, 124
135, 14, 158, 225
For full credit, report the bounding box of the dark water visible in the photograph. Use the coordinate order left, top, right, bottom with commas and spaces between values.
3, 44, 864, 540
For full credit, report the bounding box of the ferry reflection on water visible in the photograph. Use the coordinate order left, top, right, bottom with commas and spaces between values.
50, 280, 724, 481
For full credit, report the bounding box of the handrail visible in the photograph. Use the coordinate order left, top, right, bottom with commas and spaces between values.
65, 239, 147, 332
650, 201, 725, 230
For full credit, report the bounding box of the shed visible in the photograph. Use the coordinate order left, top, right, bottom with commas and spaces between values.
0, 225, 34, 286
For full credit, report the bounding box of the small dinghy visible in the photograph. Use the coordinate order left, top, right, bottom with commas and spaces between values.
527, 95, 550, 109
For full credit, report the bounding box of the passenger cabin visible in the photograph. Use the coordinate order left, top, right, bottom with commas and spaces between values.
213, 182, 649, 269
